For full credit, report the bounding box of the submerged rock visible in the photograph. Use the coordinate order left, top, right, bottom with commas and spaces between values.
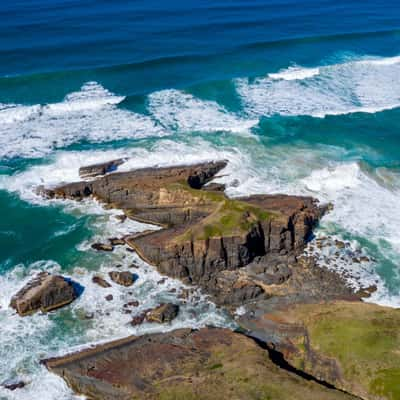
146, 303, 179, 323
109, 271, 136, 286
10, 272, 77, 316
42, 328, 355, 400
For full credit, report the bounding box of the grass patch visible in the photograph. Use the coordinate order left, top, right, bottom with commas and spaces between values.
370, 368, 400, 400
209, 363, 223, 370
292, 302, 400, 398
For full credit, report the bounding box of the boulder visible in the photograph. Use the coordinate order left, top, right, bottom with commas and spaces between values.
105, 294, 113, 301
146, 303, 179, 323
79, 159, 125, 178
109, 237, 125, 246
42, 328, 355, 400
10, 272, 77, 316
91, 243, 114, 252
92, 275, 111, 288
108, 271, 136, 287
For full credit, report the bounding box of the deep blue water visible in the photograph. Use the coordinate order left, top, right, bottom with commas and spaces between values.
1, 1, 400, 398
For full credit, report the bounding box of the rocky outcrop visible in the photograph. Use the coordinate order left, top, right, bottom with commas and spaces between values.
239, 301, 400, 400
79, 159, 125, 178
38, 160, 396, 400
146, 303, 179, 323
42, 161, 327, 307
10, 272, 77, 316
42, 327, 356, 400
109, 271, 136, 286
91, 243, 114, 252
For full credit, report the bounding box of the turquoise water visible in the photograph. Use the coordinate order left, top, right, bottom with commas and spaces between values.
1, 1, 400, 398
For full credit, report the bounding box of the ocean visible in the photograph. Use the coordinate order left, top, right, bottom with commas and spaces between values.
1, 0, 400, 398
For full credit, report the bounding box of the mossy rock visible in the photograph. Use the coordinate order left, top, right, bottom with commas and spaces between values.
168, 182, 273, 241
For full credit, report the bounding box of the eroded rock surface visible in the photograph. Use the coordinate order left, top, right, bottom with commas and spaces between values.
42, 327, 356, 400
10, 272, 77, 316
79, 158, 125, 178
146, 303, 179, 323
42, 161, 329, 308
109, 271, 136, 286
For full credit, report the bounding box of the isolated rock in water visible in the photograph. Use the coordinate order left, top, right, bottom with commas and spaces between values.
10, 272, 77, 316
91, 243, 114, 252
239, 300, 400, 400
1, 378, 26, 391
109, 237, 125, 246
79, 158, 125, 178
108, 271, 136, 286
92, 275, 111, 288
146, 303, 179, 323
105, 294, 113, 301
42, 328, 355, 400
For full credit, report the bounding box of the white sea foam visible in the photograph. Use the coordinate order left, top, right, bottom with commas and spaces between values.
268, 65, 320, 81
148, 89, 257, 134
359, 55, 400, 66
236, 55, 400, 118
0, 82, 167, 159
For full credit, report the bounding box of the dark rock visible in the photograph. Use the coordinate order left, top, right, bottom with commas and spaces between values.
92, 275, 111, 288
91, 243, 114, 252
123, 301, 139, 308
1, 378, 26, 391
105, 294, 113, 301
109, 237, 125, 246
130, 313, 147, 326
146, 303, 179, 323
109, 271, 137, 287
203, 182, 226, 192
115, 214, 127, 223
10, 272, 77, 316
79, 159, 125, 178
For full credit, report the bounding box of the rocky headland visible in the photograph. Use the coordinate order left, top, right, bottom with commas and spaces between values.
16, 160, 398, 399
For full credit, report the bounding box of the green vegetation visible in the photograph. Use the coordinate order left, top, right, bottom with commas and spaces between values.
284, 302, 400, 399
153, 339, 352, 400
167, 182, 273, 241
370, 368, 400, 400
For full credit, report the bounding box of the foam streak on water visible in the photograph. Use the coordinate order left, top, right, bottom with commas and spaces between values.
236, 55, 400, 118
0, 82, 167, 159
